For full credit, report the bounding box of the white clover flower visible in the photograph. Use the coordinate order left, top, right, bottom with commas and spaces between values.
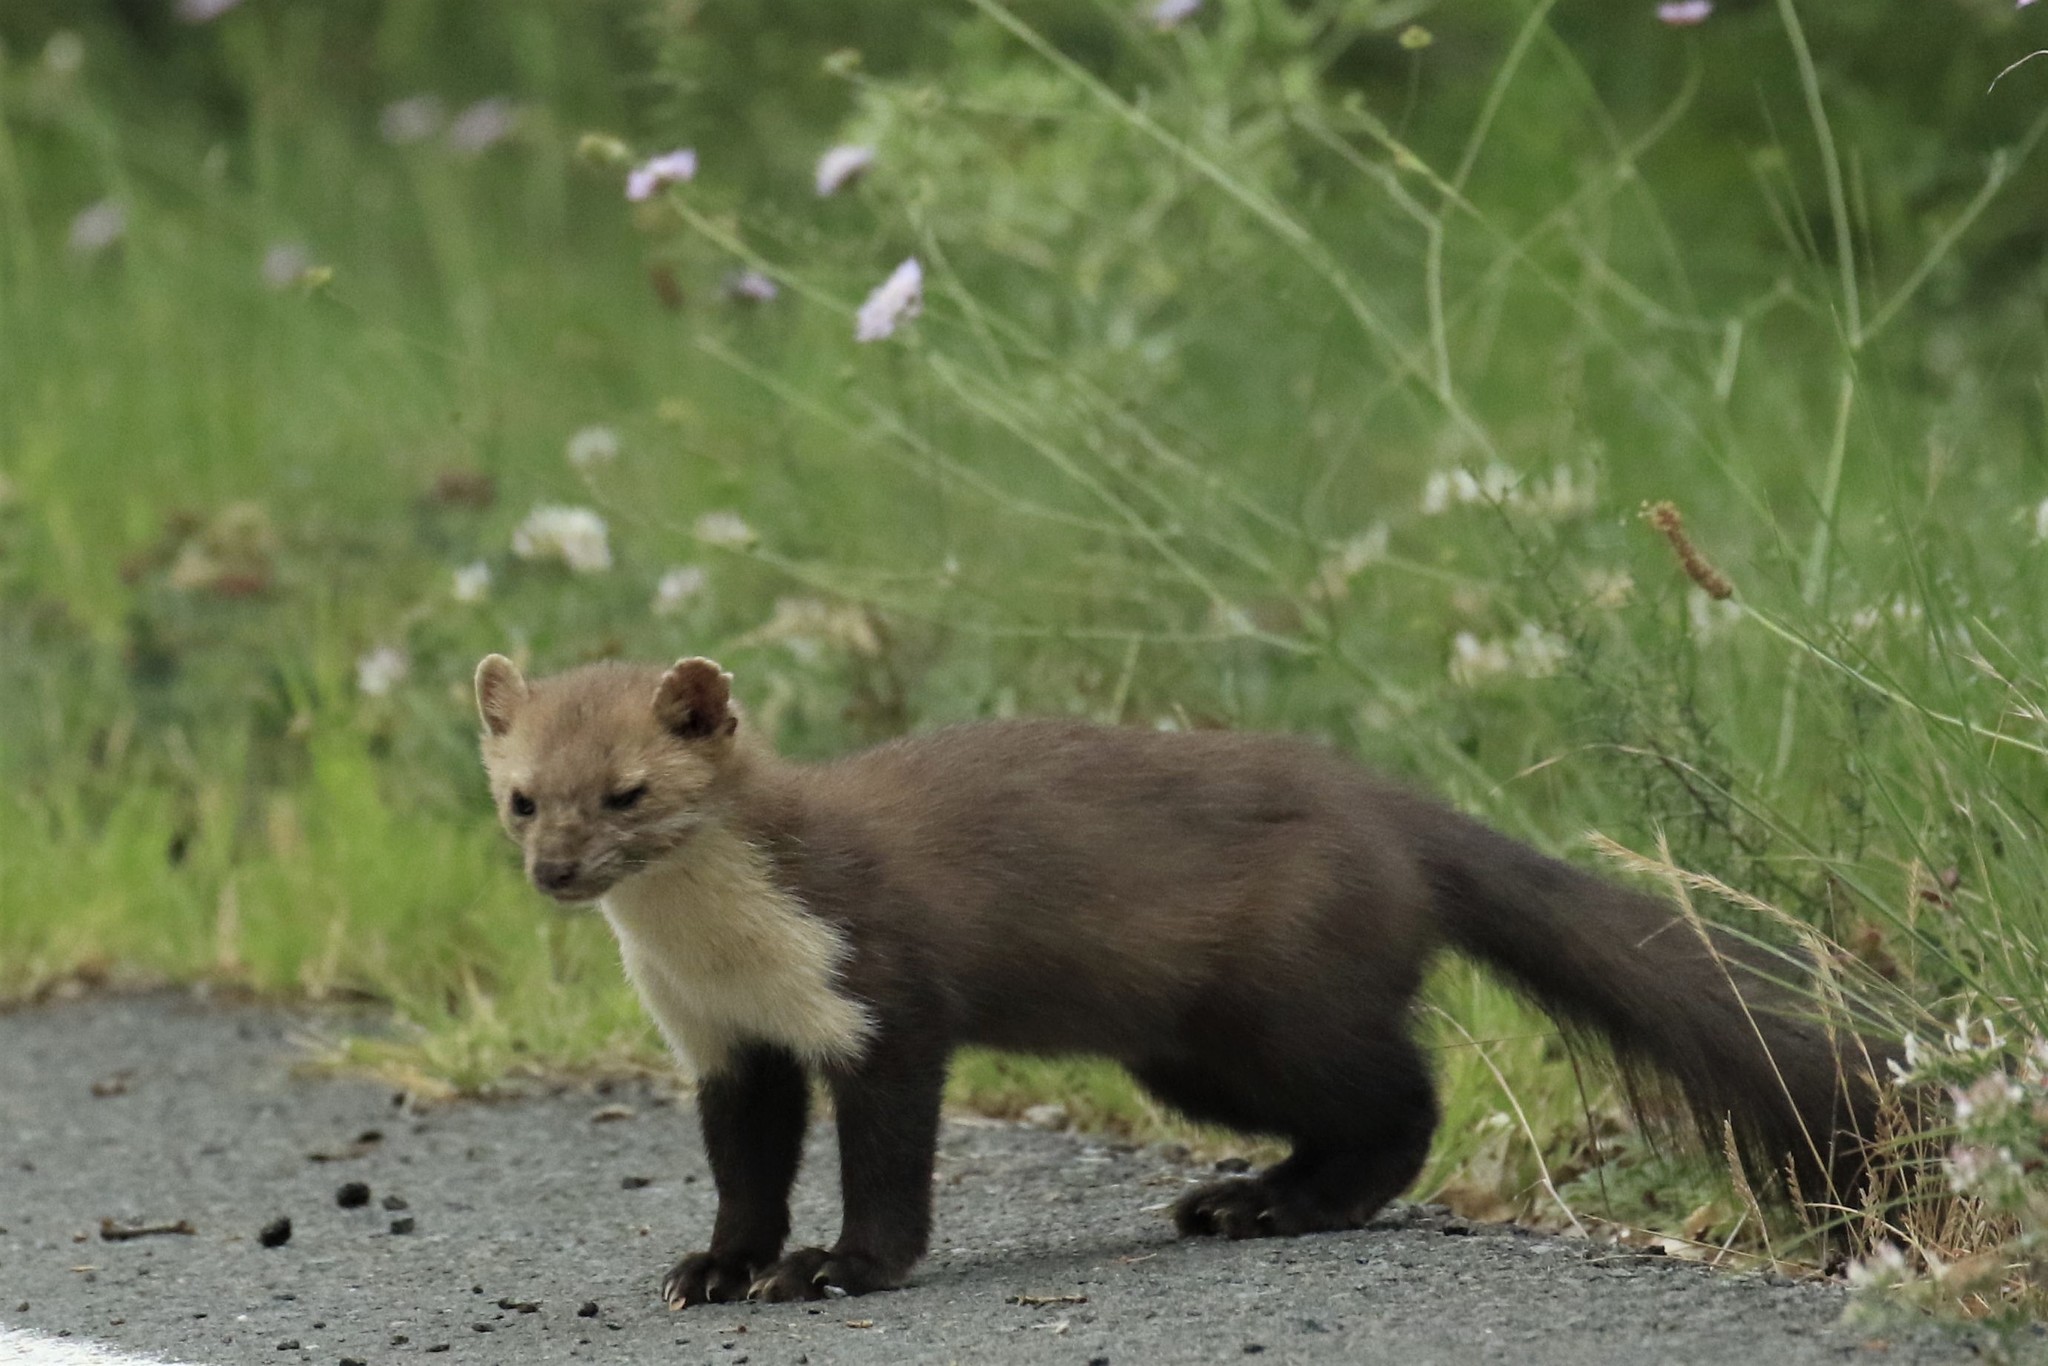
1843, 1241, 1909, 1291
740, 597, 881, 661
1687, 588, 1744, 638
724, 269, 780, 303
626, 149, 698, 202
1420, 469, 1480, 515
355, 645, 410, 698
379, 95, 446, 147
1477, 462, 1518, 503
855, 257, 923, 342
1147, 0, 1203, 30
447, 98, 519, 156
1313, 524, 1390, 600
177, 0, 247, 22
1449, 625, 1568, 686
1949, 1014, 2007, 1056
68, 200, 126, 257
1510, 623, 1570, 678
42, 32, 85, 77
652, 565, 709, 617
693, 510, 757, 549
1420, 464, 1594, 519
2033, 496, 2048, 543
451, 561, 492, 603
565, 425, 621, 471
1206, 601, 1257, 638
1449, 633, 1513, 687
1656, 0, 1713, 24
261, 241, 313, 291
1524, 465, 1597, 520
1583, 569, 1634, 609
512, 504, 612, 573
815, 144, 876, 197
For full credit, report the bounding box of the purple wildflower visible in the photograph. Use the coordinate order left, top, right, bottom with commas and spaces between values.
1146, 0, 1202, 30
815, 145, 876, 197
627, 149, 698, 203
176, 0, 247, 22
1656, 0, 1712, 24
379, 96, 446, 147
724, 270, 780, 303
855, 258, 923, 343
68, 200, 126, 257
261, 242, 313, 291
446, 99, 519, 157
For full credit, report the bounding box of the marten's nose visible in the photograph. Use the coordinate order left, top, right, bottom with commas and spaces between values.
533, 860, 581, 892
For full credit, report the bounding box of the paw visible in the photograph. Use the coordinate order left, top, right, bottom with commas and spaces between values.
662, 1250, 765, 1308
746, 1246, 902, 1302
1172, 1176, 1278, 1239
1171, 1176, 1360, 1239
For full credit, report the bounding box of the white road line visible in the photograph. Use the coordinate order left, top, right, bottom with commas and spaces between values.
0, 1328, 186, 1365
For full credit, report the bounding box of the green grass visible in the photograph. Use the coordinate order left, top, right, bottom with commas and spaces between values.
6, 0, 2048, 1300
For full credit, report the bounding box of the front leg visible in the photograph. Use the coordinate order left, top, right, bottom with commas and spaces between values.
662, 1043, 810, 1308
749, 1028, 947, 1301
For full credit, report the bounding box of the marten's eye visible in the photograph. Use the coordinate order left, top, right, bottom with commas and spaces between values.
603, 784, 647, 812
509, 791, 536, 818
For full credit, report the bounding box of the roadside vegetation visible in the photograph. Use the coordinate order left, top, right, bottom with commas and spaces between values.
5, 0, 2048, 1322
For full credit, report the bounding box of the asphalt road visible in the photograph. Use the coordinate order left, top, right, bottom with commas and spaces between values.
0, 993, 1993, 1365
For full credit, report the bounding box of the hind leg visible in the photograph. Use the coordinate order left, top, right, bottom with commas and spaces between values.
1134, 1034, 1438, 1239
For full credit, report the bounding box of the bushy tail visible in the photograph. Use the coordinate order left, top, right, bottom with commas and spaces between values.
1417, 808, 1894, 1205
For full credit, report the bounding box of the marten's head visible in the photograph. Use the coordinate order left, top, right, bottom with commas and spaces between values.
473, 654, 742, 904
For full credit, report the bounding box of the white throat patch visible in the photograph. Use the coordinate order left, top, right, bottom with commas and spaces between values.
599, 825, 872, 1078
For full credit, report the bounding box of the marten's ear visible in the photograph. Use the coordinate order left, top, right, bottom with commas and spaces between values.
474, 654, 528, 738
653, 657, 737, 741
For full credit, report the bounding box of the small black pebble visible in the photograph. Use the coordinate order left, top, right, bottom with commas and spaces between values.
382, 1195, 408, 1211
577, 1301, 600, 1318
425, 1345, 450, 1354
311, 1322, 325, 1330
276, 1340, 300, 1351
356, 1129, 383, 1144
1089, 1358, 1109, 1366
472, 1285, 484, 1295
1213, 1156, 1251, 1174
621, 1176, 652, 1190
472, 1323, 493, 1333
258, 1217, 292, 1248
1244, 1347, 1265, 1356
341, 1359, 366, 1366
389, 1335, 408, 1346
14, 1304, 26, 1314
192, 1314, 206, 1321
389, 1217, 415, 1235
335, 1183, 370, 1209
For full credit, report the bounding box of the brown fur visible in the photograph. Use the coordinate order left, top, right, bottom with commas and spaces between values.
475, 654, 1892, 1307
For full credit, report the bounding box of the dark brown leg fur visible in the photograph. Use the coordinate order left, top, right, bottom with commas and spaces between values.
662, 1045, 809, 1308
1137, 1034, 1438, 1239
747, 1027, 950, 1302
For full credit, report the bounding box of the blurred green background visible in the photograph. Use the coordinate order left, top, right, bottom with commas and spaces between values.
5, 0, 2048, 1252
